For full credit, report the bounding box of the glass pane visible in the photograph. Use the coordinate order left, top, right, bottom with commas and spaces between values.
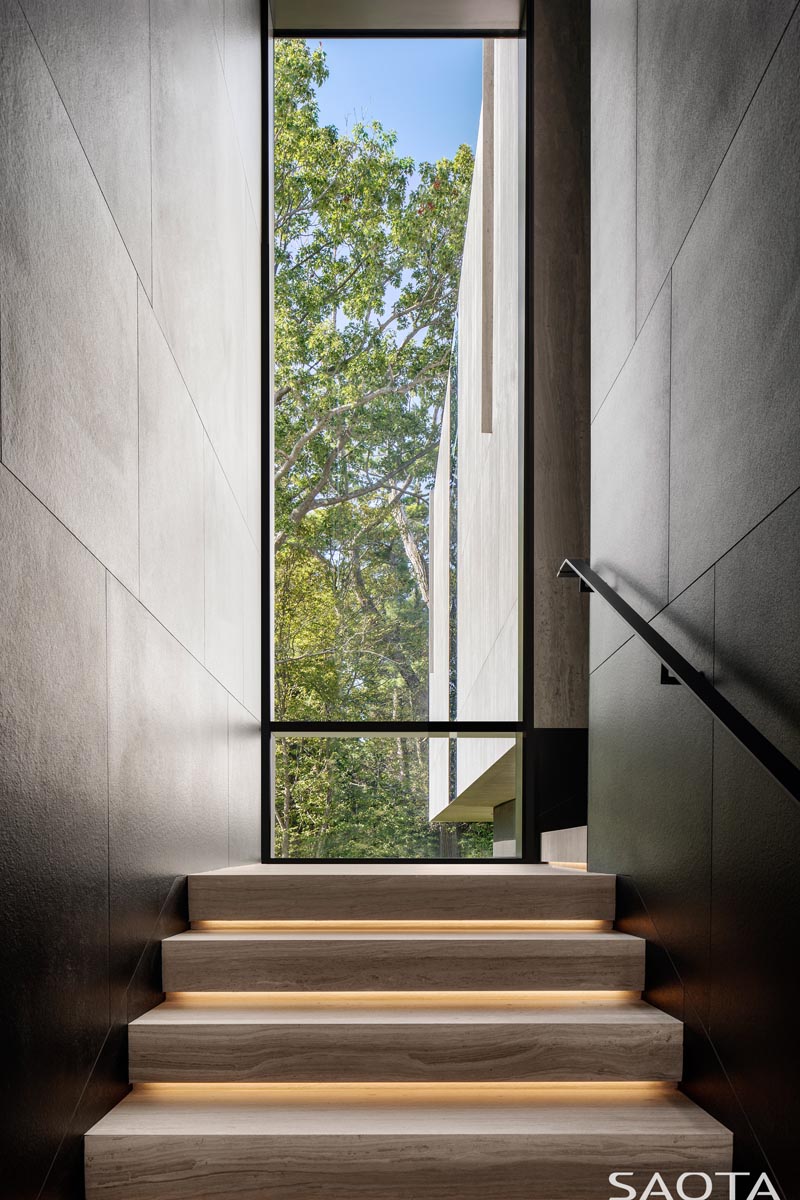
273, 38, 523, 710
273, 37, 482, 724
272, 736, 520, 860
271, 36, 525, 857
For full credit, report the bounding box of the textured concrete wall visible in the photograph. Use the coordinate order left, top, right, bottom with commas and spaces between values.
0, 0, 261, 1192
455, 39, 522, 806
589, 1, 800, 1188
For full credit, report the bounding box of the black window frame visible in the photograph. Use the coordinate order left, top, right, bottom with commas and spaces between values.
261, 18, 534, 863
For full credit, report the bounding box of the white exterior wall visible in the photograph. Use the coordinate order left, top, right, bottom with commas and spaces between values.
429, 40, 523, 822
428, 387, 451, 818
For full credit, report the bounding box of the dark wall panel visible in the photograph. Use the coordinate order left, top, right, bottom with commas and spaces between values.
589, 569, 714, 1021
137, 286, 206, 661
591, 2, 800, 1191
636, 0, 796, 327
669, 7, 800, 599
708, 733, 800, 1192
229, 696, 263, 865
705, 490, 800, 1187
0, 0, 261, 1193
713, 487, 800, 764
151, 0, 248, 520
107, 579, 229, 1022
0, 466, 109, 1198
0, 0, 139, 592
590, 275, 671, 670
589, 0, 636, 414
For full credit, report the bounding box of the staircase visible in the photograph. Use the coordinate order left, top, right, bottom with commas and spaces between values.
84, 864, 732, 1199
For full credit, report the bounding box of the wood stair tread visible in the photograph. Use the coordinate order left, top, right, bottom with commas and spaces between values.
161, 929, 645, 992
133, 995, 675, 1025
188, 863, 616, 922
190, 864, 609, 876
85, 1085, 731, 1199
128, 994, 683, 1083
87, 1083, 730, 1139
84, 866, 733, 1193
167, 929, 638, 942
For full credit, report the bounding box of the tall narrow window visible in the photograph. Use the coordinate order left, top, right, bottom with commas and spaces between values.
270, 36, 526, 860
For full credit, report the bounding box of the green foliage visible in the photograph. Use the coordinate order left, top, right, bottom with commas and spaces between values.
273, 38, 492, 859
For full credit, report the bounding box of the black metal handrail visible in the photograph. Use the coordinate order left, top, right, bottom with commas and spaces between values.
558, 558, 800, 804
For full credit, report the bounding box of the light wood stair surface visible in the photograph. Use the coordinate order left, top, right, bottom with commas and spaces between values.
130, 993, 683, 1082
188, 862, 616, 921
162, 928, 645, 991
85, 1083, 732, 1200
85, 864, 732, 1197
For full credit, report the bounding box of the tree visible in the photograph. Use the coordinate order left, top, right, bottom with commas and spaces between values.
272, 38, 492, 859
273, 39, 472, 566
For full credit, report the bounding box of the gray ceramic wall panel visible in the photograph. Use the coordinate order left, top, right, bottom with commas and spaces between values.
589, 569, 714, 1022
107, 578, 229, 1019
713, 488, 800, 766
590, 277, 670, 670
209, 0, 224, 53
708, 731, 800, 1193
229, 695, 262, 863
244, 533, 262, 718
19, 0, 153, 293
0, 0, 261, 1187
138, 288, 206, 660
204, 439, 246, 700
669, 8, 800, 599
636, 0, 796, 326
0, 0, 139, 591
224, 0, 262, 228
151, 0, 248, 515
0, 466, 109, 1195
244, 197, 262, 546
590, 0, 636, 415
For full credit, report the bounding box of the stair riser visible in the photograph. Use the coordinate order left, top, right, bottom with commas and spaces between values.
129, 1022, 682, 1082
162, 941, 645, 992
188, 876, 616, 923
85, 1136, 732, 1200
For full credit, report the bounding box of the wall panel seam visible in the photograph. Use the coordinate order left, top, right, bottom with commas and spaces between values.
217, 0, 262, 231
16, 0, 151, 303
618, 872, 782, 1189
141, 290, 259, 550
633, 0, 800, 354
0, 458, 260, 721
590, 329, 638, 426
589, 477, 800, 681
34, 873, 190, 1198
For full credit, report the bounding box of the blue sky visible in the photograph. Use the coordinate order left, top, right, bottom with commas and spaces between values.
312, 39, 483, 167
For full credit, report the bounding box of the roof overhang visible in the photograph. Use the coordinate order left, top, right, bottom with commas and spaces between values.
270, 1, 525, 34
430, 746, 516, 822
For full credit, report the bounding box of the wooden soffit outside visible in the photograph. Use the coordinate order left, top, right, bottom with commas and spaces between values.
270, 0, 525, 34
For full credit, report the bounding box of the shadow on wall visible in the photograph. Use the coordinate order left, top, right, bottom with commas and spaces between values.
0, 0, 261, 1195
590, 0, 800, 1191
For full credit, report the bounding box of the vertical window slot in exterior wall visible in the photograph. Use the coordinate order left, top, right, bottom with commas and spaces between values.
481, 38, 495, 435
